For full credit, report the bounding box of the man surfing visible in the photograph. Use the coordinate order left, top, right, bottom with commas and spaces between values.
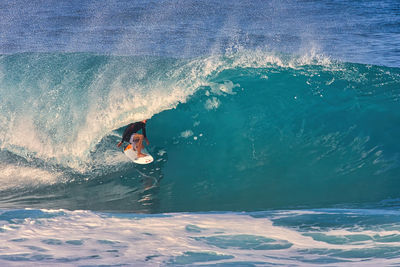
117, 119, 150, 158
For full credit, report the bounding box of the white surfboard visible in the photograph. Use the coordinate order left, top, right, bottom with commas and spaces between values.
124, 144, 154, 164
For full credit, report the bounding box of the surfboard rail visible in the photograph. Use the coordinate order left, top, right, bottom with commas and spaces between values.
124, 144, 154, 164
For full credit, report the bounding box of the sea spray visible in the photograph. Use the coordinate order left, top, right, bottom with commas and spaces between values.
1, 51, 399, 212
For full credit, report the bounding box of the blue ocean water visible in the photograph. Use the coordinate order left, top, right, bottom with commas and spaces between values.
0, 0, 400, 265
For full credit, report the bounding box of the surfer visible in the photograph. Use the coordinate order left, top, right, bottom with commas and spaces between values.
117, 119, 150, 158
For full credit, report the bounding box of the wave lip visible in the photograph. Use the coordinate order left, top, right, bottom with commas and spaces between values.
0, 50, 337, 170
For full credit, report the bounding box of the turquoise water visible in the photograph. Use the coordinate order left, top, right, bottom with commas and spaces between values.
1, 0, 400, 265
1, 52, 399, 213
1, 53, 400, 265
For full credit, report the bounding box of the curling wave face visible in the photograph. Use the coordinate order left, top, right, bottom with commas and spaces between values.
0, 51, 399, 212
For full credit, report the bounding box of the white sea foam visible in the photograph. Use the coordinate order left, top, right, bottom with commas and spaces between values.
180, 130, 194, 138
0, 164, 65, 190
209, 80, 240, 95
205, 97, 220, 110
0, 209, 399, 266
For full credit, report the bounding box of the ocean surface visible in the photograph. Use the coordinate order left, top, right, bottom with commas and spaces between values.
0, 0, 400, 266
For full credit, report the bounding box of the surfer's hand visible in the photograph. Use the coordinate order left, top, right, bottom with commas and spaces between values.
117, 142, 122, 147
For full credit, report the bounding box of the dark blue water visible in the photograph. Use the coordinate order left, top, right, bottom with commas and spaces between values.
0, 0, 400, 265
1, 0, 399, 66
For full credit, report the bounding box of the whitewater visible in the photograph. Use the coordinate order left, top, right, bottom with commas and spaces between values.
0, 0, 400, 265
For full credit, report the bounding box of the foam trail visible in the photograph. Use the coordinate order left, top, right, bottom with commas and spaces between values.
1, 208, 400, 266
0, 164, 64, 191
